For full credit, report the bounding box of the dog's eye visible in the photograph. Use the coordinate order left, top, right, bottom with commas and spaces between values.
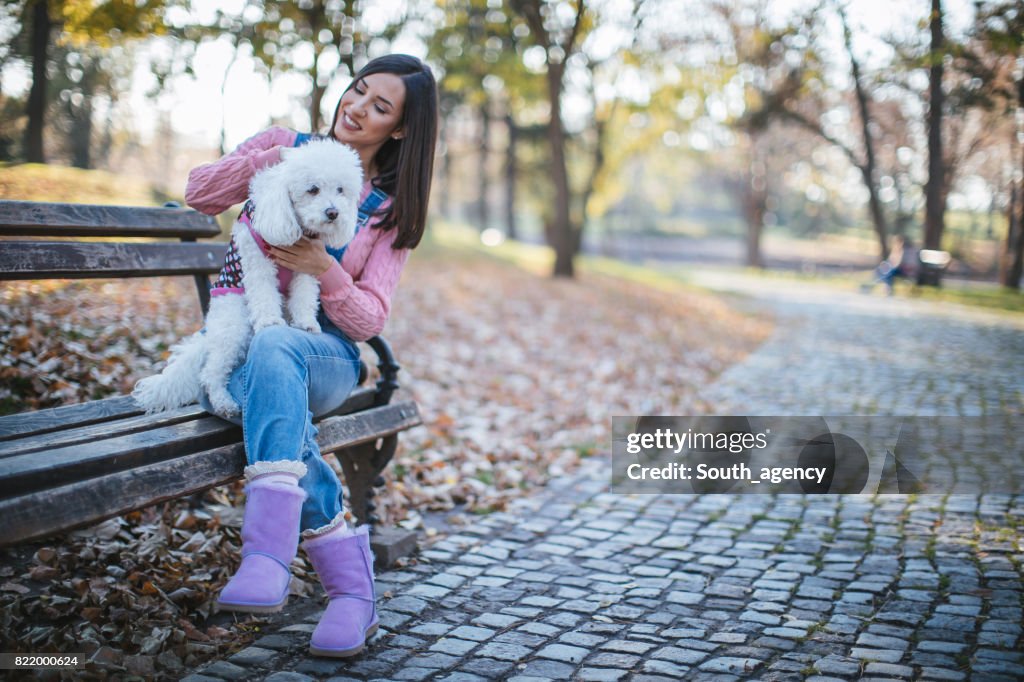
307, 186, 320, 195
336, 187, 344, 195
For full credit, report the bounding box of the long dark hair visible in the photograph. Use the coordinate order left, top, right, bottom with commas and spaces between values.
330, 55, 438, 250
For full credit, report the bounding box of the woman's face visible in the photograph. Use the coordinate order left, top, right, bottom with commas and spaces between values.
333, 72, 406, 150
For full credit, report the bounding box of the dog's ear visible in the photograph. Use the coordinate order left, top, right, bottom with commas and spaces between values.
250, 163, 302, 246
323, 145, 364, 249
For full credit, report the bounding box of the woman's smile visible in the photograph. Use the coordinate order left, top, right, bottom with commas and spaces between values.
340, 112, 361, 131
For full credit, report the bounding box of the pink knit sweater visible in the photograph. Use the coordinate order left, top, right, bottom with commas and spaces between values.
184, 127, 409, 342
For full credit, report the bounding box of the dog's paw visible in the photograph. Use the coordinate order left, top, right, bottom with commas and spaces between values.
209, 394, 240, 419
292, 320, 322, 334
252, 316, 287, 333
217, 403, 241, 419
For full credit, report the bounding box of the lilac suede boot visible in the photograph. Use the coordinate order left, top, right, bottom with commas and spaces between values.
302, 518, 378, 657
216, 461, 308, 613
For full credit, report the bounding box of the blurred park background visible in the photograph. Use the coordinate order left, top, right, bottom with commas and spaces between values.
3, 2, 1024, 675
0, 0, 1022, 292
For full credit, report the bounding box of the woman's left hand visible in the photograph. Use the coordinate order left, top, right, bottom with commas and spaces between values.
268, 238, 335, 276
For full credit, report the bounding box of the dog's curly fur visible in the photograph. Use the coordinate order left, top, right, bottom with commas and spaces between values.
133, 139, 364, 417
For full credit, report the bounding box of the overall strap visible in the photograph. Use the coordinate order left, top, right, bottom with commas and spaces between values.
326, 186, 391, 262
357, 187, 390, 229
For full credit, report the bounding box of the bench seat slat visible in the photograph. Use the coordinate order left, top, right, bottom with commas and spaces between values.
0, 401, 423, 546
0, 387, 377, 458
0, 398, 418, 498
316, 401, 423, 455
0, 201, 221, 238
0, 241, 228, 279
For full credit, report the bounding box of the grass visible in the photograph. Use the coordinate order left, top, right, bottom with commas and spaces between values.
430, 220, 1024, 315
430, 220, 722, 298
675, 260, 1024, 315
907, 281, 1024, 314
0, 162, 162, 204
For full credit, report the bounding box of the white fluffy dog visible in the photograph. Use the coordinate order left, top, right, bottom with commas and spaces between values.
133, 139, 363, 417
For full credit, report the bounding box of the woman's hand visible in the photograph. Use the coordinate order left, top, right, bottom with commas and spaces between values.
277, 145, 296, 162
268, 238, 335, 276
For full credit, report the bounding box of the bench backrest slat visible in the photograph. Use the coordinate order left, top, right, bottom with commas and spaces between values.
0, 201, 220, 238
0, 395, 141, 442
0, 416, 241, 497
0, 241, 228, 279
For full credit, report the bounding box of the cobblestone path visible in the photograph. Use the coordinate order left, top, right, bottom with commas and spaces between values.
185, 280, 1024, 682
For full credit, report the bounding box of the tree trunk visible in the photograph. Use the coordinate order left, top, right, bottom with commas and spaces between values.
96, 94, 116, 168
477, 98, 490, 231
546, 61, 574, 278
219, 44, 241, 156
505, 113, 518, 240
839, 6, 889, 260
438, 117, 452, 220
1002, 80, 1024, 289
576, 111, 609, 256
861, 165, 889, 258
744, 143, 766, 268
24, 0, 51, 163
338, 0, 357, 77
923, 0, 946, 256
1009, 189, 1024, 289
1001, 179, 1022, 288
69, 63, 95, 169
307, 1, 326, 130
744, 189, 766, 268
1013, 75, 1024, 287
311, 80, 326, 131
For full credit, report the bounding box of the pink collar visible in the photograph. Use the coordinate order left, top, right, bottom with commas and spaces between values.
238, 210, 271, 255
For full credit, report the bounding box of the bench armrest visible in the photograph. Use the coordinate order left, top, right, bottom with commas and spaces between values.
365, 336, 401, 406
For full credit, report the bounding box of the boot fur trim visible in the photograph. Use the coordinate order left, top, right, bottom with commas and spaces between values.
301, 513, 365, 544
244, 461, 307, 481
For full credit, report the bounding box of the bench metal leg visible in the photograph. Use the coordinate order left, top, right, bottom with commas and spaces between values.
337, 434, 417, 566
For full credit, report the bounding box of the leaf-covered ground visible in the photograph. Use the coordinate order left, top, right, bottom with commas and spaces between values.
0, 243, 770, 677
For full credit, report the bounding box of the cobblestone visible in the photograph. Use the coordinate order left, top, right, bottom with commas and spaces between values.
183, 281, 1024, 680
198, 660, 250, 680
447, 626, 497, 642
227, 646, 279, 668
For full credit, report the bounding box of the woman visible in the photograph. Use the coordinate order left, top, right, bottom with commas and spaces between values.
184, 54, 437, 658
872, 235, 918, 295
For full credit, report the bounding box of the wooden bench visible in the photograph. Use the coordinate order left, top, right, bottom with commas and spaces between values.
0, 200, 421, 565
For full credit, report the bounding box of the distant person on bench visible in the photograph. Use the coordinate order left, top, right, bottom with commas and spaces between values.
867, 235, 918, 295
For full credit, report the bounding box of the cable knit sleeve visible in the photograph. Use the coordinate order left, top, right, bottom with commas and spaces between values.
184, 127, 297, 215
318, 218, 410, 342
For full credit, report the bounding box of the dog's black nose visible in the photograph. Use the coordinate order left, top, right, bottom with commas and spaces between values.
325, 208, 339, 221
